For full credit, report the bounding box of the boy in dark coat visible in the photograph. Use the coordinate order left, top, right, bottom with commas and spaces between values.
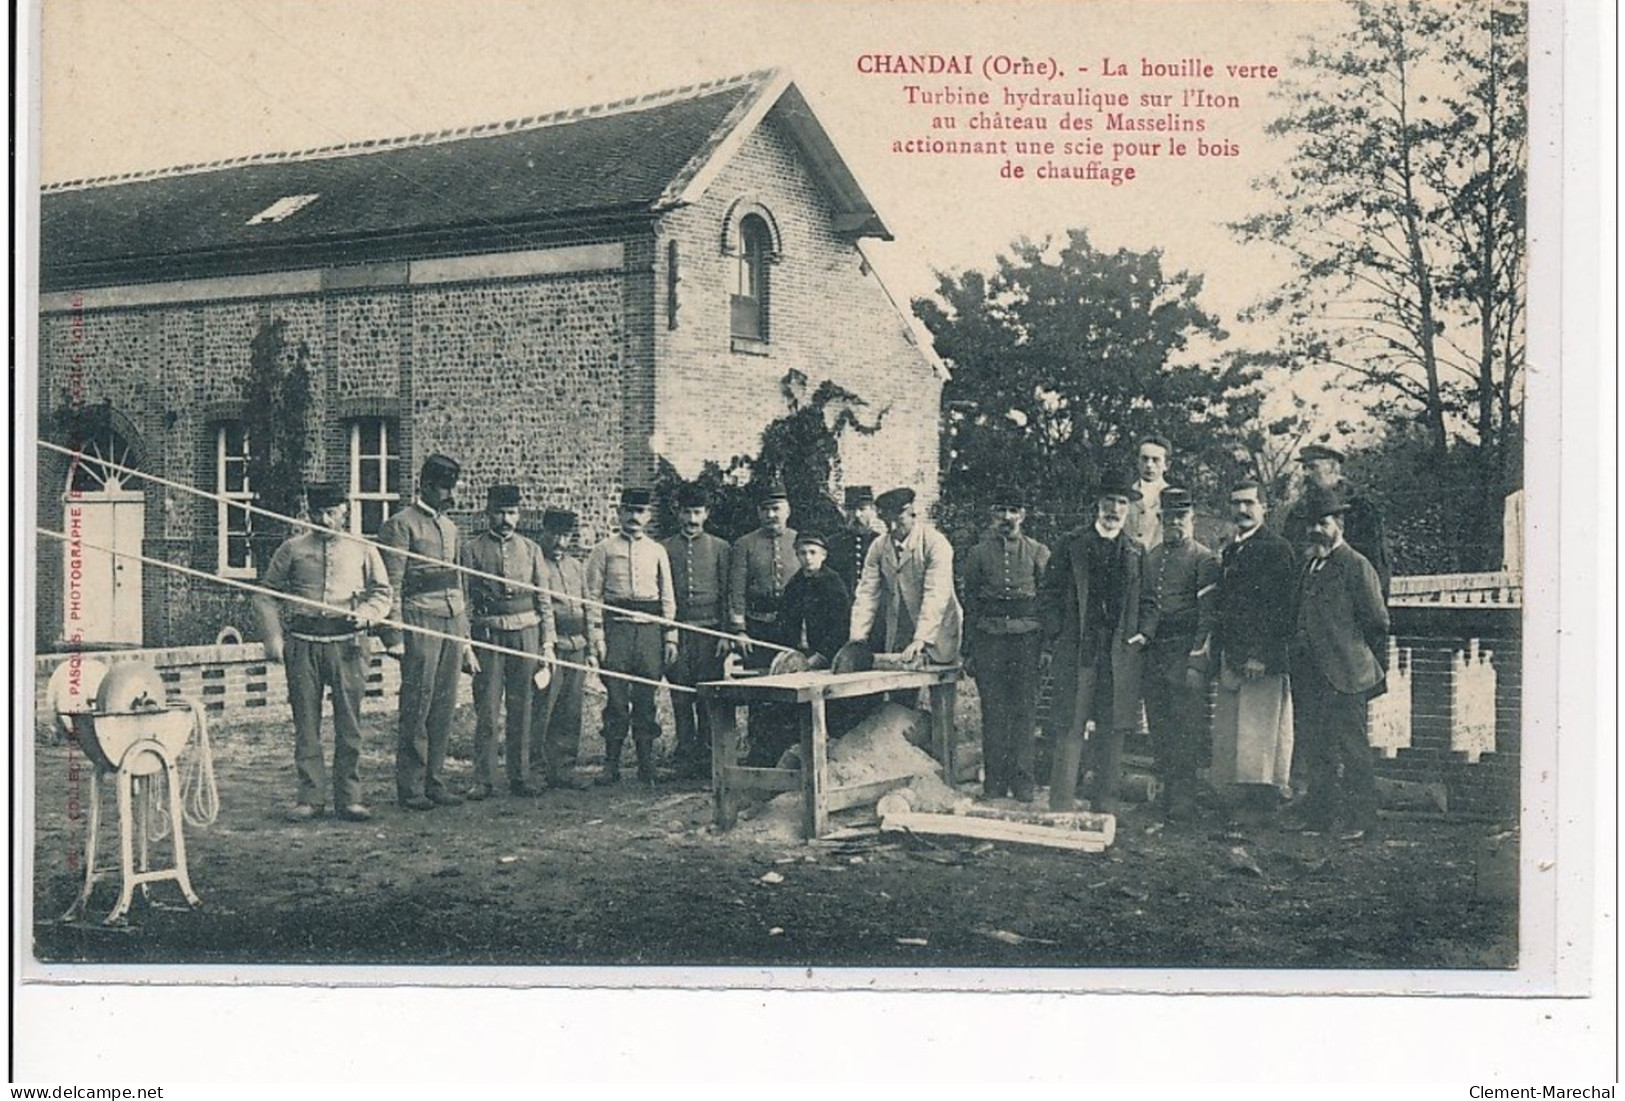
778, 531, 852, 667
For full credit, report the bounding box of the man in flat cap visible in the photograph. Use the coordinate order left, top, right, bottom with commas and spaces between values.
585, 488, 678, 784
661, 483, 731, 780
530, 508, 593, 790
254, 483, 393, 822
1126, 435, 1173, 550
1210, 480, 1298, 824
1040, 474, 1155, 813
1282, 444, 1391, 598
1139, 486, 1221, 821
960, 486, 1050, 801
378, 453, 474, 811
849, 487, 964, 666
1289, 486, 1389, 836
460, 484, 555, 800
778, 531, 853, 669
829, 485, 882, 600
728, 474, 800, 766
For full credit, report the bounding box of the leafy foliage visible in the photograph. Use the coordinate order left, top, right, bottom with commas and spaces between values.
912, 229, 1261, 544
653, 369, 887, 543
241, 316, 312, 568
1233, 0, 1525, 474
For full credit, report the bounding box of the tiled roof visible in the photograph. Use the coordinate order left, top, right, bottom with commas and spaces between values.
41, 71, 806, 288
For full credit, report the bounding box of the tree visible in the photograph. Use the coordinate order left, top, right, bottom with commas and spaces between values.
654, 369, 887, 544
241, 316, 312, 571
1233, 0, 1526, 486
912, 229, 1257, 542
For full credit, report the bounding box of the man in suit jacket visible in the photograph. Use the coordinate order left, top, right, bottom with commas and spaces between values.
849, 487, 963, 665
1290, 486, 1390, 834
1211, 480, 1298, 823
1039, 473, 1156, 813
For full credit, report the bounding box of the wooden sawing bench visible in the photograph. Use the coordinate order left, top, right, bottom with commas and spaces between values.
701, 665, 962, 840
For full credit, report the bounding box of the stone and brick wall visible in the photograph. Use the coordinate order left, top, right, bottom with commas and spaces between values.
653, 111, 943, 507
35, 263, 639, 651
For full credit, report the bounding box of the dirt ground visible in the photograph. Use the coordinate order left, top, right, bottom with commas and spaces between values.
30, 697, 1517, 971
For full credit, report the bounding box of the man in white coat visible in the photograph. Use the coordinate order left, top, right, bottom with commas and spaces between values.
848, 487, 963, 666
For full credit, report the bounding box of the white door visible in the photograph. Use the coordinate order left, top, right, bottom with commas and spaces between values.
63, 492, 145, 647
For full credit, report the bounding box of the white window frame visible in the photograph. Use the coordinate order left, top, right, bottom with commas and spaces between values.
348, 417, 401, 536
215, 423, 255, 578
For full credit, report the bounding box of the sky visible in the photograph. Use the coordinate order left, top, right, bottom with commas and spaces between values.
35, 0, 1333, 333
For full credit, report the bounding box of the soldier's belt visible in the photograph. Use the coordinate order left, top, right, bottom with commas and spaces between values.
471, 612, 541, 632
402, 568, 461, 597
972, 617, 1041, 633
473, 596, 535, 616
976, 596, 1038, 617
606, 599, 663, 623
289, 615, 359, 640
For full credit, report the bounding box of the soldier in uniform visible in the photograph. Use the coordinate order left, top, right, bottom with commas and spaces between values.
530, 508, 593, 790
378, 453, 474, 812
828, 485, 881, 598
461, 484, 555, 800
960, 486, 1050, 802
727, 475, 799, 766
585, 488, 678, 784
661, 483, 730, 780
254, 483, 393, 822
1139, 487, 1221, 821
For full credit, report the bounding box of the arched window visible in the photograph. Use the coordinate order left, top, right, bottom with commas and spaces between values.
731, 214, 772, 344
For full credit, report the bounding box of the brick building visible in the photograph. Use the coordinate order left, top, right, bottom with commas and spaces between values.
35, 70, 943, 652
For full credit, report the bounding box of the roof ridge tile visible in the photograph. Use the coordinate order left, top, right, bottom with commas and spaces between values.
42, 68, 778, 194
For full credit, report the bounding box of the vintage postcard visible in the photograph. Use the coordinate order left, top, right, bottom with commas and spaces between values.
12, 0, 1610, 1082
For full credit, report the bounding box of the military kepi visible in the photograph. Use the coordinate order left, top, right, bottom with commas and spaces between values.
420, 453, 461, 486
619, 487, 654, 508
843, 485, 875, 508
676, 483, 711, 509
1299, 443, 1346, 463
487, 484, 521, 509
1161, 486, 1195, 513
755, 473, 789, 502
305, 482, 345, 511
541, 508, 578, 533
991, 484, 1027, 509
875, 487, 916, 515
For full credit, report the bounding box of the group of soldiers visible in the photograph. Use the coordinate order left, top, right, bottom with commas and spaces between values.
254, 435, 1392, 837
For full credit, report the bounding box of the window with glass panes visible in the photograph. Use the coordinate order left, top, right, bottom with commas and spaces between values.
216, 423, 254, 576
349, 418, 401, 535
731, 214, 771, 342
